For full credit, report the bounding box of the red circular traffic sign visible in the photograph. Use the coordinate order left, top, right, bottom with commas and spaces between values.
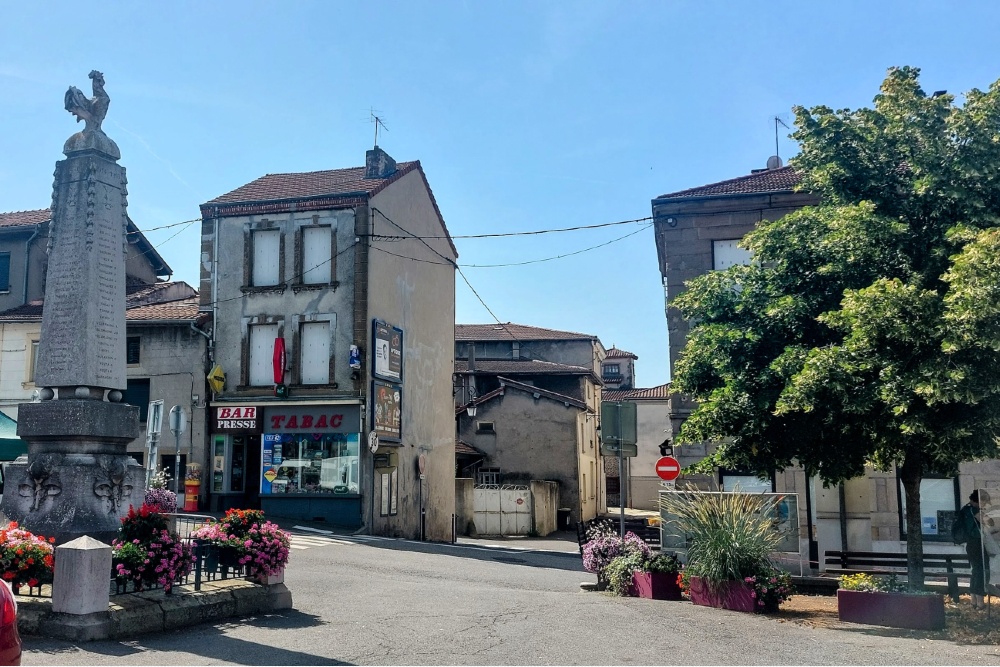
655, 455, 681, 481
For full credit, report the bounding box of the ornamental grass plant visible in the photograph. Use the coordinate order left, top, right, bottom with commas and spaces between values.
659, 487, 785, 588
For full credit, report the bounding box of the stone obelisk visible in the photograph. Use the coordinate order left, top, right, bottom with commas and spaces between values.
1, 71, 143, 544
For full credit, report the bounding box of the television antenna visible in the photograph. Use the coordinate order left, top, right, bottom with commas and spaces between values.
773, 115, 790, 161
370, 108, 389, 147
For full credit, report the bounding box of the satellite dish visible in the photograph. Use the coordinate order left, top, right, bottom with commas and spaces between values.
766, 155, 783, 170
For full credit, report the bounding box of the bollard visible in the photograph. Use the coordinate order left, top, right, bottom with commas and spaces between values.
52, 536, 111, 615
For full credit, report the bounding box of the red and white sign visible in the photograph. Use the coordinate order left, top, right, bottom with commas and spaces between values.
655, 456, 681, 481
214, 406, 260, 433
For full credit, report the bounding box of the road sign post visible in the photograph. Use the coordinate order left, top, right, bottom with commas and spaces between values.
145, 400, 164, 488
169, 405, 187, 498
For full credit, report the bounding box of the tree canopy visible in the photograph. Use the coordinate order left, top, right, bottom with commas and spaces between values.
671, 67, 1000, 585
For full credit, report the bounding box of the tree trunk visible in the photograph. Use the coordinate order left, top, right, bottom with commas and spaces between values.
899, 450, 925, 592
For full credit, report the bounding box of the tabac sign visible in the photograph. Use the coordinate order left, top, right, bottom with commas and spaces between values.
214, 406, 260, 433
263, 406, 362, 434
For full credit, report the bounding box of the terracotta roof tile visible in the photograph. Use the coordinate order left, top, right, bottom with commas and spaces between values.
603, 384, 671, 402
455, 440, 484, 456
0, 209, 50, 228
0, 283, 201, 323
204, 162, 420, 205
656, 166, 801, 200
455, 359, 591, 375
606, 347, 638, 360
127, 296, 201, 322
456, 323, 598, 342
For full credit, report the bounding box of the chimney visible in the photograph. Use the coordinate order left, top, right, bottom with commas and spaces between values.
365, 146, 397, 179
466, 343, 476, 372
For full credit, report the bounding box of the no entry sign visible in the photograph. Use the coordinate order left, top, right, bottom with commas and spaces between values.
655, 456, 681, 481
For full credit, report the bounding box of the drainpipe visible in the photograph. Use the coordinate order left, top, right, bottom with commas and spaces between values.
22, 223, 41, 305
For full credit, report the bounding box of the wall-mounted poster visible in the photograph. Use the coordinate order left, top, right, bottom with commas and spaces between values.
372, 379, 402, 441
372, 320, 403, 382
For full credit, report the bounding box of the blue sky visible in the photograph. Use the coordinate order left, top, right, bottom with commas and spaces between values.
3, 1, 1000, 386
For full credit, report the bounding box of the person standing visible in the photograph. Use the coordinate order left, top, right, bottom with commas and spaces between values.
958, 490, 994, 609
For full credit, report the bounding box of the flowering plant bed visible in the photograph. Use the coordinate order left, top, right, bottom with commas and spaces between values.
191, 508, 290, 579
112, 505, 194, 593
0, 522, 55, 592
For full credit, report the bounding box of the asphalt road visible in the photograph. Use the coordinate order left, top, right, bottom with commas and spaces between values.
21, 531, 1000, 665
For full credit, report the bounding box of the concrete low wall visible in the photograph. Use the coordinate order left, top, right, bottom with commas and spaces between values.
530, 480, 559, 537
455, 478, 475, 536
17, 578, 292, 642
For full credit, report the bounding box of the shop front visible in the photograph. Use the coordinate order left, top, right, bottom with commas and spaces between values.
259, 403, 363, 527
209, 405, 262, 512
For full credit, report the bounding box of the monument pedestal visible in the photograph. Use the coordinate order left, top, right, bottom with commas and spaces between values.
2, 401, 140, 544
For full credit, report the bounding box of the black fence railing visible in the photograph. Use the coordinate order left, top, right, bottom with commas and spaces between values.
109, 513, 246, 596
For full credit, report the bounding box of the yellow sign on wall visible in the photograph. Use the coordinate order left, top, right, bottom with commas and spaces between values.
207, 365, 226, 394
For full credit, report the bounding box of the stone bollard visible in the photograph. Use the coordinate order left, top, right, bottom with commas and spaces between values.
53, 536, 111, 615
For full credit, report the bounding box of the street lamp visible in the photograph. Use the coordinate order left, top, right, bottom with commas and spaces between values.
465, 385, 477, 417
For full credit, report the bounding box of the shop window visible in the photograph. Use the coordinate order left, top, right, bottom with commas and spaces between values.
712, 239, 752, 270
123, 378, 151, 422
212, 436, 226, 493
251, 229, 281, 286
300, 321, 330, 384
261, 433, 360, 495
126, 336, 141, 365
301, 225, 333, 285
249, 324, 279, 386
899, 475, 959, 541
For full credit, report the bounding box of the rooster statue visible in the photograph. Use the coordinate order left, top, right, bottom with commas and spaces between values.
64, 70, 110, 134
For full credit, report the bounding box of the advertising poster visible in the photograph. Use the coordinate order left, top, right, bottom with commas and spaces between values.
373, 320, 403, 382
260, 433, 281, 494
372, 379, 402, 441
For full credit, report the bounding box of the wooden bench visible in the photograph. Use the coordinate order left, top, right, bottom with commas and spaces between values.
824, 550, 973, 601
577, 517, 662, 554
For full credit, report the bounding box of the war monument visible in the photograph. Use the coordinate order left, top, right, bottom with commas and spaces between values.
0, 71, 143, 543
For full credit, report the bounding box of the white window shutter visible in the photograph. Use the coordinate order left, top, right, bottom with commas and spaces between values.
300, 321, 330, 384
302, 226, 332, 285
252, 230, 281, 286
249, 324, 279, 386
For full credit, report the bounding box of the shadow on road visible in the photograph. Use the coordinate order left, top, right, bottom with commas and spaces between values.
24, 610, 352, 666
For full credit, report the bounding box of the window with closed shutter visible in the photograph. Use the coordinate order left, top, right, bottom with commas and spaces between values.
252, 230, 281, 286
302, 226, 332, 285
249, 323, 279, 386
300, 321, 330, 384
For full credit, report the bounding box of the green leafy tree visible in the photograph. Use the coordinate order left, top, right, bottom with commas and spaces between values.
672, 67, 1000, 588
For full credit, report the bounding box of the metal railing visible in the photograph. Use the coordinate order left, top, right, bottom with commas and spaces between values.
109, 513, 246, 596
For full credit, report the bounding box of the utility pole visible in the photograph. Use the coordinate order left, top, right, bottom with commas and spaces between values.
618, 401, 625, 538
169, 405, 187, 500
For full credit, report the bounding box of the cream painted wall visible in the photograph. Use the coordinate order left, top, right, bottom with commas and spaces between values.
368, 168, 456, 541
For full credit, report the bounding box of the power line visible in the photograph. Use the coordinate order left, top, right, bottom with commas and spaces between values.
459, 224, 652, 267
366, 215, 654, 240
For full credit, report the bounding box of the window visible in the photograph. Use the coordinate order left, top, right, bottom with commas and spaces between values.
477, 468, 500, 485
899, 476, 958, 541
476, 421, 495, 433
251, 230, 281, 286
301, 226, 333, 285
0, 253, 9, 292
126, 337, 141, 365
27, 340, 39, 382
249, 324, 279, 386
262, 434, 360, 495
299, 321, 330, 384
123, 378, 151, 422
603, 364, 620, 376
712, 239, 752, 270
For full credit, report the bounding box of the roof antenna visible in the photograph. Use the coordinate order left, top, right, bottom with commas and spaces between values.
370, 108, 388, 148
769, 115, 790, 169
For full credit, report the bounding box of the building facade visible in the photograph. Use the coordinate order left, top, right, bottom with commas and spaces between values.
652, 159, 1000, 567
199, 147, 457, 540
454, 323, 606, 524
602, 383, 671, 511
601, 347, 637, 390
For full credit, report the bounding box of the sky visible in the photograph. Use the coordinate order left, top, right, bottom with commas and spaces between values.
3, 1, 1000, 387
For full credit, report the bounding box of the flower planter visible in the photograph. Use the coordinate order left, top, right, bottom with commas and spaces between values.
254, 568, 284, 586
630, 571, 682, 600
688, 576, 757, 613
837, 589, 945, 630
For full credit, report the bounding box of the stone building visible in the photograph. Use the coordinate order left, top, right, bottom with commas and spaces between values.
601, 347, 637, 390
454, 323, 606, 525
652, 158, 1000, 567
199, 147, 457, 540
